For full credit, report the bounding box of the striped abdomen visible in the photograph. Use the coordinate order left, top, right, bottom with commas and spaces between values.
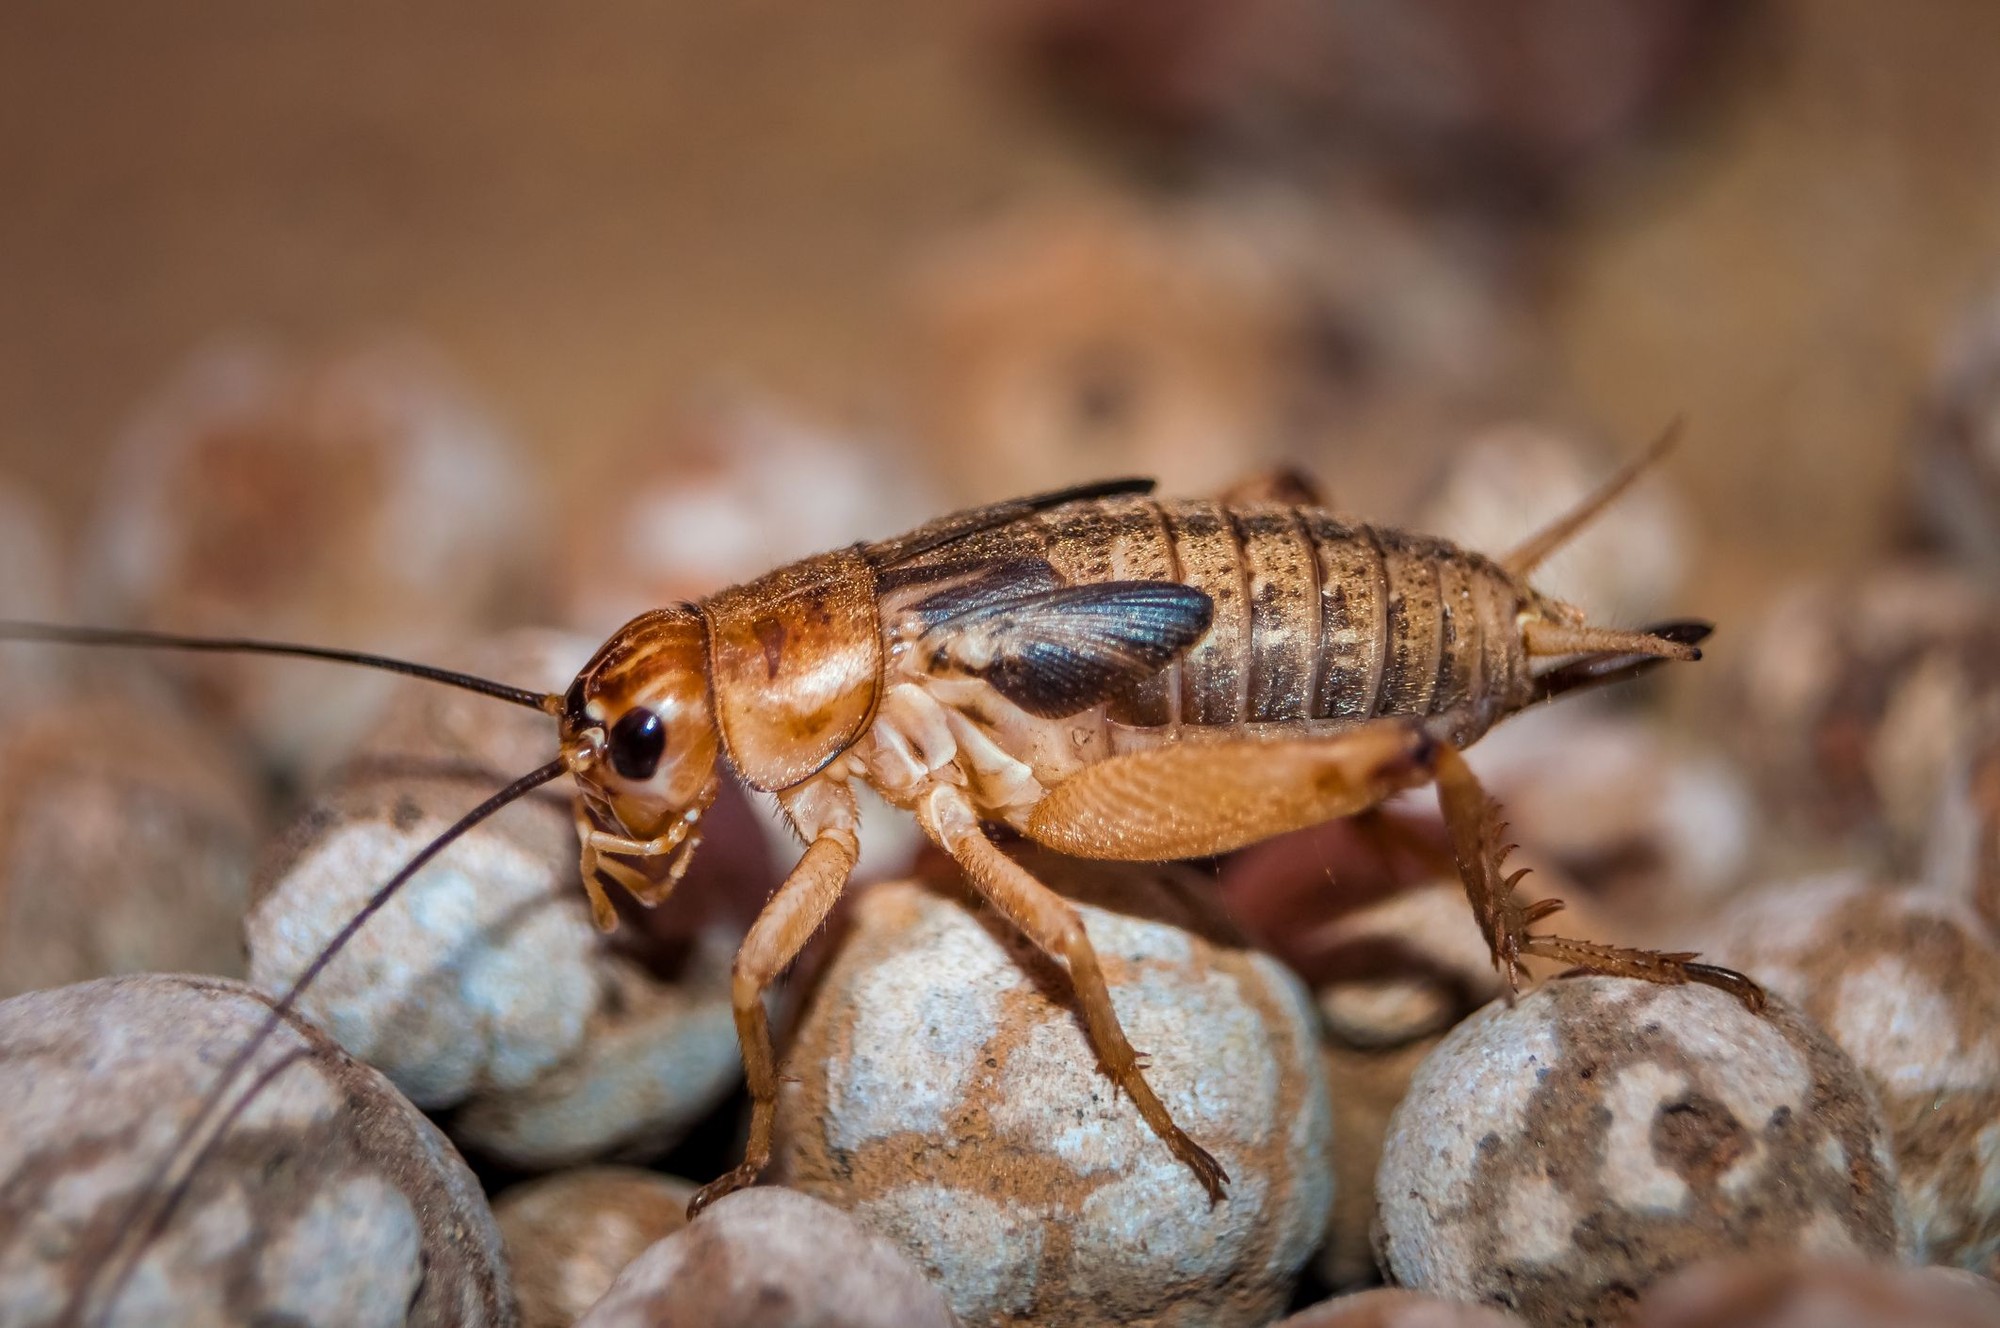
1008, 496, 1532, 741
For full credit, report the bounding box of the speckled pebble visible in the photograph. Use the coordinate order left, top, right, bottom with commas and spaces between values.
0, 974, 512, 1327
1624, 1257, 2000, 1328
1721, 565, 2000, 870
775, 862, 1333, 1328
1464, 710, 1756, 938
1277, 1287, 1529, 1328
453, 941, 740, 1169
575, 1187, 959, 1328
247, 766, 601, 1108
247, 629, 605, 1108
496, 1167, 695, 1328
78, 339, 535, 774
1416, 423, 1687, 627
1708, 875, 2000, 1273
1926, 714, 2000, 943
249, 628, 743, 1166
1377, 977, 1906, 1328
0, 688, 263, 999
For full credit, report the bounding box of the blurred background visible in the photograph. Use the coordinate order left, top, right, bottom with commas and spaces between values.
3, 0, 2000, 623
6, 1, 2000, 988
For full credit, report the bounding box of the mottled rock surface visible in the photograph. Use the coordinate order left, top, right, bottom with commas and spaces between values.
246, 629, 599, 1107
1721, 565, 2000, 871
247, 629, 741, 1167
1278, 1287, 1529, 1327
1377, 978, 1906, 1328
78, 339, 535, 774
0, 690, 262, 998
774, 865, 1333, 1328
1710, 875, 2000, 1273
1416, 423, 1687, 627
575, 1187, 958, 1328
496, 1167, 695, 1328
1624, 1257, 2000, 1328
0, 974, 513, 1327
454, 941, 740, 1169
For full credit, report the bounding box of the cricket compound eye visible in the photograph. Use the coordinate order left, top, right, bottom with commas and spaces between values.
607, 707, 668, 781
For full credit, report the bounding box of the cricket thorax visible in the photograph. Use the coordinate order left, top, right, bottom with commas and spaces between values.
699, 548, 884, 793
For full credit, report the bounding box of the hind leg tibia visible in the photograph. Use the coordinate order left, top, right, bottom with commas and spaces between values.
1430, 742, 1764, 1011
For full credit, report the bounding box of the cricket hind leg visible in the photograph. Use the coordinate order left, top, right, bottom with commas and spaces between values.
687, 792, 861, 1218
1430, 741, 1765, 1010
916, 783, 1229, 1203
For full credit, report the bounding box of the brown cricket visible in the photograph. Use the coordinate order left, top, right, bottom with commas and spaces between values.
2, 435, 1762, 1318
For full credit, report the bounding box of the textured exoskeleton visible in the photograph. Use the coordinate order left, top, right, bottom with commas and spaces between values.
2, 460, 1762, 1239
554, 472, 1761, 1210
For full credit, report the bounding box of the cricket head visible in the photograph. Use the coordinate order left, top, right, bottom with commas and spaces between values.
559, 605, 722, 846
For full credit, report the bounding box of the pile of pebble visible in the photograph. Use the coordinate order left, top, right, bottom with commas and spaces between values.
3, 337, 2000, 1328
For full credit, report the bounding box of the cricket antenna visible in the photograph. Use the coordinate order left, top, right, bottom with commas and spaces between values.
1500, 418, 1684, 580
0, 621, 561, 714
75, 756, 571, 1326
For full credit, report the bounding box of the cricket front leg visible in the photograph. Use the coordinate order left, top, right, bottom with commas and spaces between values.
1430, 742, 1765, 1010
917, 782, 1229, 1203
688, 782, 862, 1217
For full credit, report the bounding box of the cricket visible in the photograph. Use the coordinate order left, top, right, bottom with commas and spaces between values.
0, 428, 1764, 1319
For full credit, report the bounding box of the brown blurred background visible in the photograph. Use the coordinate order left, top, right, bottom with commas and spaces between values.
4, 0, 2000, 625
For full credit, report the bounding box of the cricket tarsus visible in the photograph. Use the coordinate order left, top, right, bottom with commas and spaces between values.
73, 757, 570, 1328
0, 621, 558, 713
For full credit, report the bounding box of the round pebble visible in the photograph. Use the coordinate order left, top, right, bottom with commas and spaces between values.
575, 1187, 959, 1328
1624, 1257, 2000, 1328
247, 765, 599, 1109
1915, 280, 2000, 576
905, 196, 1299, 502
1415, 423, 1688, 628
246, 628, 597, 1109
0, 974, 512, 1327
495, 1167, 695, 1328
1377, 977, 1907, 1328
1721, 564, 2000, 872
0, 688, 263, 999
1464, 710, 1756, 940
1707, 875, 2000, 1273
249, 629, 744, 1166
1924, 712, 2000, 942
78, 338, 534, 774
775, 861, 1333, 1328
1277, 1287, 1529, 1328
556, 393, 939, 631
453, 940, 740, 1169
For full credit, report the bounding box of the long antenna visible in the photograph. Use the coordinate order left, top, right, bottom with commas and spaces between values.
76, 756, 572, 1326
1501, 419, 1683, 579
0, 621, 560, 714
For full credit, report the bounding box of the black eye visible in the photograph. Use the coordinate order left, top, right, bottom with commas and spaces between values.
608, 708, 667, 781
